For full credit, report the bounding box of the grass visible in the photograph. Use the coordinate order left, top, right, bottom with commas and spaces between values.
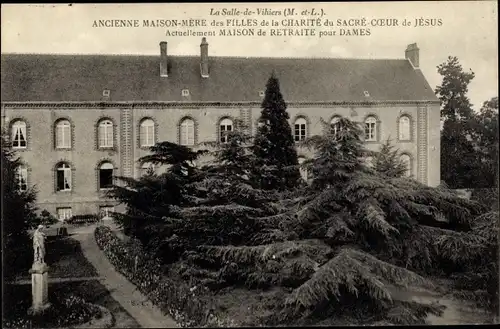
3, 283, 99, 328
14, 235, 98, 280
4, 233, 140, 329
3, 280, 140, 329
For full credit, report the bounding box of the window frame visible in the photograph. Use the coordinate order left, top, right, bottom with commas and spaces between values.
57, 207, 72, 221
219, 118, 234, 143
330, 116, 341, 138
98, 119, 114, 148
55, 119, 72, 149
11, 120, 28, 149
98, 162, 114, 190
398, 115, 412, 142
139, 118, 156, 148
364, 116, 377, 142
99, 206, 114, 220
294, 117, 307, 142
56, 163, 72, 192
16, 165, 28, 192
400, 153, 412, 177
180, 117, 195, 146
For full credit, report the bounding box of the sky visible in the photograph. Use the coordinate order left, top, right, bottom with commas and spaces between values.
1, 2, 497, 110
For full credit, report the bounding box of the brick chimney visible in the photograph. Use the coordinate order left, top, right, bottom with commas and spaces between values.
200, 37, 209, 78
159, 41, 168, 77
405, 43, 419, 68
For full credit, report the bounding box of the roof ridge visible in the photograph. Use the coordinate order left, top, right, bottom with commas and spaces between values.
0, 52, 406, 61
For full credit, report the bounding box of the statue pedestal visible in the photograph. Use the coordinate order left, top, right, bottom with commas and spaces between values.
28, 262, 51, 315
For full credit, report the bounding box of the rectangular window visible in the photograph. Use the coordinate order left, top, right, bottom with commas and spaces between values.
57, 207, 72, 221
99, 169, 114, 189
56, 125, 71, 148
99, 123, 114, 148
56, 168, 71, 191
140, 125, 155, 147
294, 124, 306, 142
180, 122, 195, 146
12, 125, 27, 148
99, 206, 114, 220
220, 125, 232, 143
17, 167, 28, 191
364, 123, 376, 141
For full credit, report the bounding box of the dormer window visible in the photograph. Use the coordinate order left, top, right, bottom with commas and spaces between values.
259, 91, 265, 97
103, 89, 110, 97
182, 89, 190, 97
363, 91, 370, 97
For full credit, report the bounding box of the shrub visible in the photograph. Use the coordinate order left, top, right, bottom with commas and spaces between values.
2, 286, 100, 329
95, 226, 235, 327
470, 188, 499, 211
65, 214, 99, 225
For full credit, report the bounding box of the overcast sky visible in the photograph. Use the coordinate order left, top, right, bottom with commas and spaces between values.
1, 2, 497, 110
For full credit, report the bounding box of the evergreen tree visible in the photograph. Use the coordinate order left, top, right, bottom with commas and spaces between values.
469, 97, 499, 188
1, 132, 39, 278
435, 56, 479, 188
106, 141, 206, 256
253, 73, 301, 190
179, 116, 488, 325
149, 126, 284, 269
372, 138, 409, 178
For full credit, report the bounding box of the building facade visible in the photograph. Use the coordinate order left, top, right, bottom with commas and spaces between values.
1, 39, 441, 220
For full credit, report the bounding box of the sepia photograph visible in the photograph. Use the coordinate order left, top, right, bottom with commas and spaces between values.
1, 1, 498, 327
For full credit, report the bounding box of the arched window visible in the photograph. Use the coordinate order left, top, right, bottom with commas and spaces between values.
400, 154, 411, 177
16, 165, 28, 191
294, 117, 307, 142
55, 119, 71, 149
331, 116, 341, 137
298, 157, 308, 181
98, 119, 114, 148
364, 116, 377, 141
180, 118, 195, 146
11, 120, 27, 149
398, 115, 411, 141
99, 162, 114, 189
219, 118, 233, 143
140, 119, 155, 147
141, 162, 156, 176
56, 163, 72, 192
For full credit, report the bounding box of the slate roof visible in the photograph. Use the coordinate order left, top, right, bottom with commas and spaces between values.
0, 53, 438, 103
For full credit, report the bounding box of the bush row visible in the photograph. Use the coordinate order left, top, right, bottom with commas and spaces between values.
66, 214, 100, 225
94, 226, 236, 327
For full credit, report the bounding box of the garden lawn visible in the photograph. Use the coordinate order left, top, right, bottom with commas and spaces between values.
15, 235, 98, 280
2, 280, 140, 329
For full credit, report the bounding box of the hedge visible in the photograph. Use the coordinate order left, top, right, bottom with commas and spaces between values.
66, 214, 99, 225
94, 226, 237, 327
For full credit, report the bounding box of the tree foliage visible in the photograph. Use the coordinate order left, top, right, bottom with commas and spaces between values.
1, 132, 39, 277
371, 138, 409, 178
469, 97, 499, 188
109, 115, 493, 325
106, 142, 206, 245
436, 56, 498, 188
253, 73, 301, 190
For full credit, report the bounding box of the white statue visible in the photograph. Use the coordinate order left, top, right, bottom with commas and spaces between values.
33, 225, 46, 264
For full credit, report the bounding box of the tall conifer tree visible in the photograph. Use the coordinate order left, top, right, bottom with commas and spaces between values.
253, 73, 301, 190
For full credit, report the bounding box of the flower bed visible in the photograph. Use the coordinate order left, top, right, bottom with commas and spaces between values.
2, 285, 102, 329
94, 226, 238, 327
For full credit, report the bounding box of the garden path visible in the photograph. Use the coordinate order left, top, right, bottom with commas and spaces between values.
73, 224, 178, 328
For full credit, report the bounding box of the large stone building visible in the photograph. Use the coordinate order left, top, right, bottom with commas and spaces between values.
1, 38, 440, 220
